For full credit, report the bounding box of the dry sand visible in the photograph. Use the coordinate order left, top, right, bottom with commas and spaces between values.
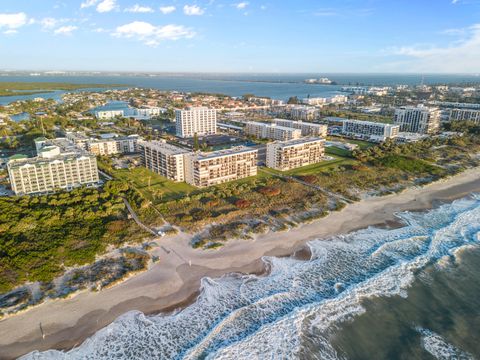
1, 168, 479, 359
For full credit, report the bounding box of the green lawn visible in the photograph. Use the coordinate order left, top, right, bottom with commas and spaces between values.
109, 167, 195, 202
326, 146, 352, 157
259, 154, 357, 177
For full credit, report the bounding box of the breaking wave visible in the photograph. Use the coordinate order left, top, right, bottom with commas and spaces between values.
22, 195, 480, 360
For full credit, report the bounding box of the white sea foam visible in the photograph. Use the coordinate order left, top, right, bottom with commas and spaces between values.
417, 328, 474, 360
21, 196, 480, 360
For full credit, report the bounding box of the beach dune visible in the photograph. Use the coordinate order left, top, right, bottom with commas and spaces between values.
1, 168, 479, 359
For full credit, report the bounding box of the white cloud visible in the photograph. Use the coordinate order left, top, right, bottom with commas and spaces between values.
0, 12, 28, 31
54, 25, 78, 35
3, 29, 18, 35
183, 4, 204, 15
388, 23, 480, 72
125, 4, 154, 13
40, 17, 58, 29
96, 0, 117, 13
159, 6, 176, 14
235, 2, 248, 9
113, 21, 195, 46
80, 0, 99, 8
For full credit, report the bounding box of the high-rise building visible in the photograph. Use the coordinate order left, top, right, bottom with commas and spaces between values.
266, 137, 325, 171
138, 140, 190, 182
7, 138, 99, 195
394, 106, 440, 134
245, 121, 302, 141
184, 147, 258, 187
342, 119, 400, 142
272, 119, 328, 137
87, 139, 119, 156
448, 109, 480, 124
175, 107, 217, 138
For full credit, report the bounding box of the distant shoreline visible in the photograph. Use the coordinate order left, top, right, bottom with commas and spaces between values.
0, 167, 479, 359
0, 82, 127, 97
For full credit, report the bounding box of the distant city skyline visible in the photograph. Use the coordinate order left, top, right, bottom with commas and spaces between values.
1, 0, 480, 73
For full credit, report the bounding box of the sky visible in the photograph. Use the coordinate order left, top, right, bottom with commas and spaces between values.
1, 0, 480, 73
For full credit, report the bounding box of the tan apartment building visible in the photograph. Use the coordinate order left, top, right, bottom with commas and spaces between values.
245, 121, 302, 141
272, 119, 328, 137
87, 139, 119, 156
7, 138, 99, 195
266, 137, 325, 171
138, 140, 190, 182
184, 147, 258, 187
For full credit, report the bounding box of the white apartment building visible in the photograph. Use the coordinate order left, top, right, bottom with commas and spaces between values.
184, 147, 258, 187
175, 107, 217, 138
448, 109, 480, 124
266, 137, 325, 171
116, 135, 141, 153
138, 140, 190, 182
245, 121, 302, 141
65, 131, 89, 150
94, 110, 124, 119
342, 119, 400, 142
394, 106, 440, 134
7, 138, 99, 195
272, 119, 328, 137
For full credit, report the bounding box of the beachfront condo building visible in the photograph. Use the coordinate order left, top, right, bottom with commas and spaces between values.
184, 147, 258, 187
448, 109, 480, 124
342, 119, 400, 142
7, 137, 99, 195
175, 107, 217, 138
138, 140, 190, 182
394, 106, 440, 134
272, 119, 328, 137
245, 121, 302, 141
266, 137, 325, 171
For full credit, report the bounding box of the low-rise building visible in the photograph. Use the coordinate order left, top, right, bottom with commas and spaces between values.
7, 138, 99, 195
394, 106, 440, 134
289, 105, 318, 121
342, 119, 400, 142
87, 139, 119, 156
184, 147, 257, 187
245, 121, 302, 141
448, 108, 480, 124
138, 140, 190, 182
272, 119, 328, 137
266, 137, 325, 171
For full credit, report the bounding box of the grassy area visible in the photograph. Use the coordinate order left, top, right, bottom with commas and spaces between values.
283, 156, 357, 176
0, 82, 125, 96
325, 146, 353, 157
375, 154, 445, 175
107, 166, 195, 202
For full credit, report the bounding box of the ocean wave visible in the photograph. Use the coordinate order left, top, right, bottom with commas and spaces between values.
417, 327, 474, 360
22, 196, 480, 360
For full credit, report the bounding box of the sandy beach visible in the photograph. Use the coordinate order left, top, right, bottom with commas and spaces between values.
1, 168, 480, 359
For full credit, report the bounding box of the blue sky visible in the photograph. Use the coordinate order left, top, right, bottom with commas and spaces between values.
1, 0, 480, 73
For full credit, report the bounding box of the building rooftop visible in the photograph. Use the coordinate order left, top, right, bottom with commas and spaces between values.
192, 146, 257, 160
270, 137, 325, 148
139, 140, 191, 155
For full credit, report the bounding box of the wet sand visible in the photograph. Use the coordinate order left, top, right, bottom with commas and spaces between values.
1, 168, 479, 359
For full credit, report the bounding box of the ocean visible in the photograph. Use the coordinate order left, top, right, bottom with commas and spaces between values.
22, 194, 480, 360
1, 73, 480, 105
